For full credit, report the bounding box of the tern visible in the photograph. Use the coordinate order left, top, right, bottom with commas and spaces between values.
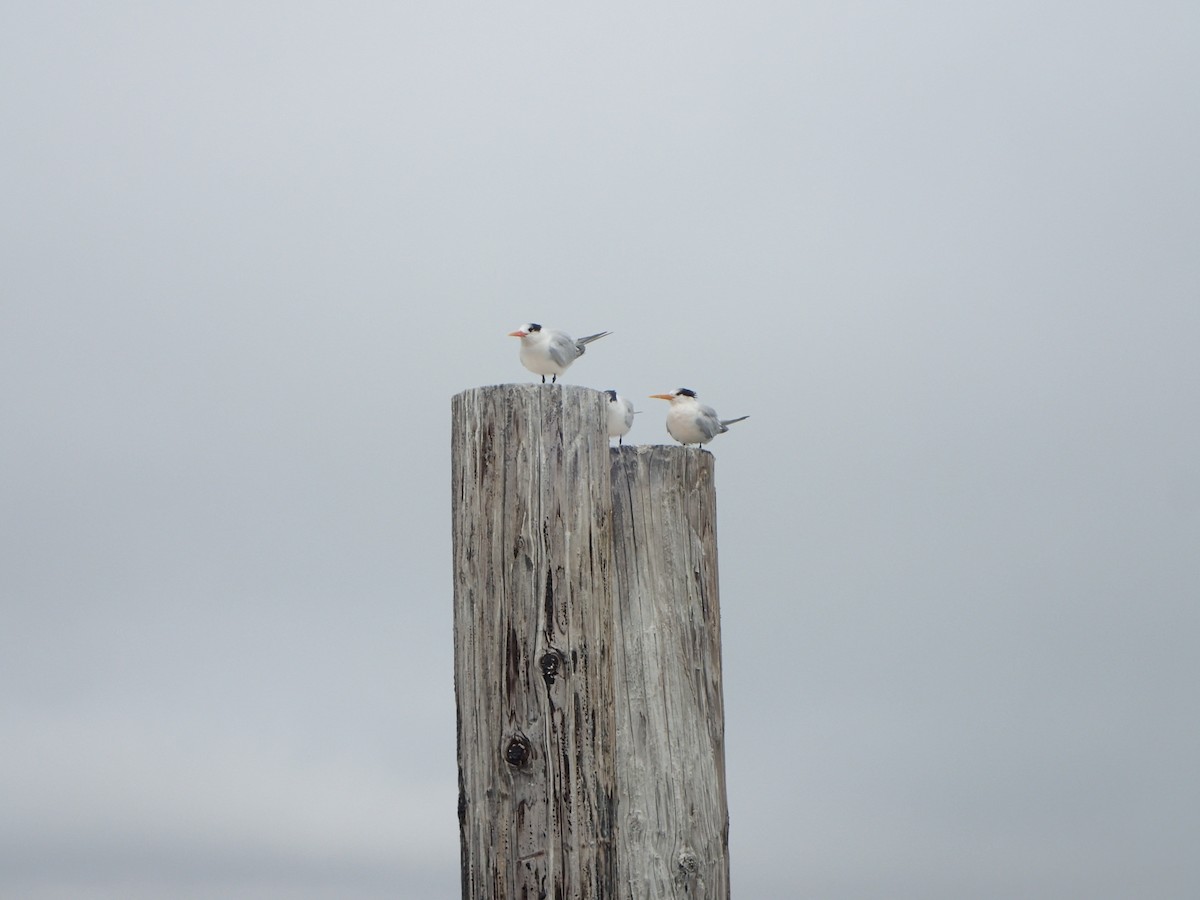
605, 390, 637, 445
508, 323, 611, 383
649, 388, 748, 447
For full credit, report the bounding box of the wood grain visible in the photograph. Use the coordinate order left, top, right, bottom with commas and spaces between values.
610, 445, 730, 900
451, 384, 617, 900
452, 387, 730, 899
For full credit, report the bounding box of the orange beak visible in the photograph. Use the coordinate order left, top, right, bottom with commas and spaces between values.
508, 330, 527, 337
648, 393, 674, 400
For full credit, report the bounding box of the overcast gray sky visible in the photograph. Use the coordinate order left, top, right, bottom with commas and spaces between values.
3, 2, 1199, 898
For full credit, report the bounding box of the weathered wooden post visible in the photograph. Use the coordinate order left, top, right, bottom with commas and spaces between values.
609, 446, 730, 898
452, 384, 730, 900
451, 384, 618, 899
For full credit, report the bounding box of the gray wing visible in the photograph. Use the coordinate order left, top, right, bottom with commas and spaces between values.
621, 399, 635, 430
695, 404, 725, 440
545, 331, 581, 367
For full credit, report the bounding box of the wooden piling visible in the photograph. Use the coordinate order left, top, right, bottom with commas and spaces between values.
609, 445, 730, 898
451, 384, 617, 899
451, 385, 730, 900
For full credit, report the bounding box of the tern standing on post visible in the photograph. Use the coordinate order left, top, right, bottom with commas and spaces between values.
605, 390, 636, 445
508, 323, 611, 383
649, 388, 748, 447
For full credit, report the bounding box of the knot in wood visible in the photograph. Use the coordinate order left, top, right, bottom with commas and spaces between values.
677, 848, 699, 876
539, 650, 562, 684
504, 734, 531, 768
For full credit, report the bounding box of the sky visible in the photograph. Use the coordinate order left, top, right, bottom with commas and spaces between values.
2, 2, 1199, 897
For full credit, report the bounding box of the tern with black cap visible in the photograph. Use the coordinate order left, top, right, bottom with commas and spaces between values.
508, 323, 611, 383
648, 388, 748, 447
604, 390, 637, 444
